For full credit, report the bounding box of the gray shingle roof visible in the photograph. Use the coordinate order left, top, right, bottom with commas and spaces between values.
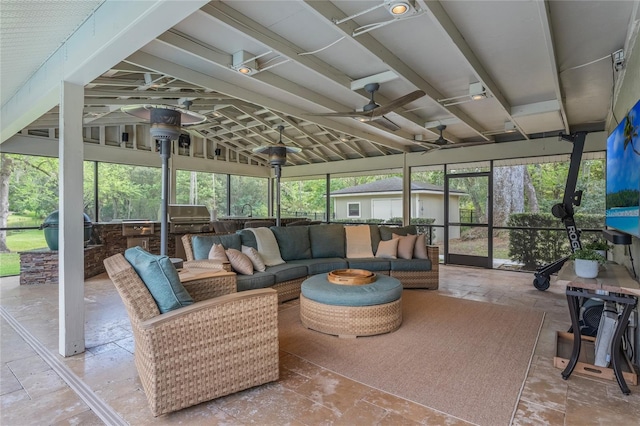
330, 177, 464, 195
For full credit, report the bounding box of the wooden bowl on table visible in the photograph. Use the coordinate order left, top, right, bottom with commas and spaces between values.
327, 269, 376, 285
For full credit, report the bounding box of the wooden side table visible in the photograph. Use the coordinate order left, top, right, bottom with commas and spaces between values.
557, 262, 639, 394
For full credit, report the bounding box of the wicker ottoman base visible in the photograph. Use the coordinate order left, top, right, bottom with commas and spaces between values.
300, 294, 402, 338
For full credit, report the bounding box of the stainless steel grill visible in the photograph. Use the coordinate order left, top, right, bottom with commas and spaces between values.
122, 220, 155, 236
168, 204, 211, 233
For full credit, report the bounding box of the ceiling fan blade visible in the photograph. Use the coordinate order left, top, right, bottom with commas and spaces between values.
371, 116, 401, 131
420, 145, 443, 155
373, 90, 426, 116
304, 110, 367, 118
417, 141, 445, 149
417, 140, 492, 150
438, 141, 493, 149
286, 146, 302, 153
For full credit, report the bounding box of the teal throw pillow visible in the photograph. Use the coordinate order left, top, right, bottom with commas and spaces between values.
124, 246, 193, 314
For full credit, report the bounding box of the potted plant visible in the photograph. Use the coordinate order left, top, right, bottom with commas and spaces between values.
583, 240, 609, 258
569, 248, 606, 279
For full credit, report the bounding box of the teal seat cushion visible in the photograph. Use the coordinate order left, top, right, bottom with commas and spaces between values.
236, 229, 258, 250
270, 226, 312, 261
347, 258, 391, 271
265, 263, 308, 283
309, 224, 345, 258
390, 258, 432, 271
379, 225, 417, 241
236, 272, 275, 292
124, 246, 193, 314
192, 234, 242, 259
301, 273, 402, 306
289, 258, 348, 275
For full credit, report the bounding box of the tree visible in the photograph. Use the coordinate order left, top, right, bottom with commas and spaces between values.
492, 165, 540, 226
523, 167, 539, 213
493, 166, 524, 226
0, 154, 12, 252
8, 156, 59, 217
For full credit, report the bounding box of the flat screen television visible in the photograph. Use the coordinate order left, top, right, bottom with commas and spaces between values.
606, 98, 640, 238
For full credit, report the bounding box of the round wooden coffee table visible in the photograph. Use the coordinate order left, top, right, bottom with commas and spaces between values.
300, 272, 402, 338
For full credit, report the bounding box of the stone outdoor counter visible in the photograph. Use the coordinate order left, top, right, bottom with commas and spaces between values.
19, 222, 187, 285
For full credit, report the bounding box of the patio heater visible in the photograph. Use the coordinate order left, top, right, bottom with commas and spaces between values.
122, 105, 205, 256
271, 152, 284, 227
253, 125, 301, 226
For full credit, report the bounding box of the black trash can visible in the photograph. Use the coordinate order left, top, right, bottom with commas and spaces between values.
41, 211, 92, 251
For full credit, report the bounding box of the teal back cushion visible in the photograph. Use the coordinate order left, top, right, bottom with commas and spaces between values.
270, 226, 312, 260
370, 225, 382, 255
192, 234, 242, 259
236, 229, 258, 250
379, 225, 417, 241
124, 247, 193, 314
309, 224, 345, 258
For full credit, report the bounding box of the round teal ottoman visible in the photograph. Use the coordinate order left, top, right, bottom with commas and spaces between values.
300, 273, 402, 338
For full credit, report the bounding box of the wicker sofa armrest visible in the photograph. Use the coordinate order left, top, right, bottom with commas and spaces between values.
181, 234, 197, 261
427, 245, 440, 271
180, 271, 237, 301
183, 259, 232, 272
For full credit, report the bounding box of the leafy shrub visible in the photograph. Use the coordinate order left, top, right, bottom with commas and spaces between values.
386, 217, 436, 225
332, 218, 385, 224
507, 212, 605, 269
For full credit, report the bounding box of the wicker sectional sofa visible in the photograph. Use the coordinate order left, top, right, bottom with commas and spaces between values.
182, 223, 439, 304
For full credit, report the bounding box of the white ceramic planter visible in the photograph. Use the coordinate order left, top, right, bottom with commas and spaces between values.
574, 259, 599, 279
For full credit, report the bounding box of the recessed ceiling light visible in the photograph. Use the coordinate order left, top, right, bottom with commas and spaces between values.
232, 50, 258, 75
469, 82, 487, 100
504, 121, 517, 133
386, 1, 413, 16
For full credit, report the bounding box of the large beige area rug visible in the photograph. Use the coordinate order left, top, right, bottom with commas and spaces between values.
279, 291, 544, 426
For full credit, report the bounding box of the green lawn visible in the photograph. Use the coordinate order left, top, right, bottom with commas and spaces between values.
0, 253, 20, 276
1, 215, 47, 277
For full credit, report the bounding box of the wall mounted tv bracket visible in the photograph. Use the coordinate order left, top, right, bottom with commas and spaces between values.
533, 131, 587, 291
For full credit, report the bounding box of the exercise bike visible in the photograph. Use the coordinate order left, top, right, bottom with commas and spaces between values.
533, 131, 587, 291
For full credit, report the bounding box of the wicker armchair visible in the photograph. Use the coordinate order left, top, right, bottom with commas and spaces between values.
103, 253, 279, 416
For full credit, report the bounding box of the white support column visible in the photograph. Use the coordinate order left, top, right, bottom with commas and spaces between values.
59, 81, 85, 357
402, 153, 411, 226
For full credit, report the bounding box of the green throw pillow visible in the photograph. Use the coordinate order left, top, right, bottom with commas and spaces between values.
124, 246, 193, 314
